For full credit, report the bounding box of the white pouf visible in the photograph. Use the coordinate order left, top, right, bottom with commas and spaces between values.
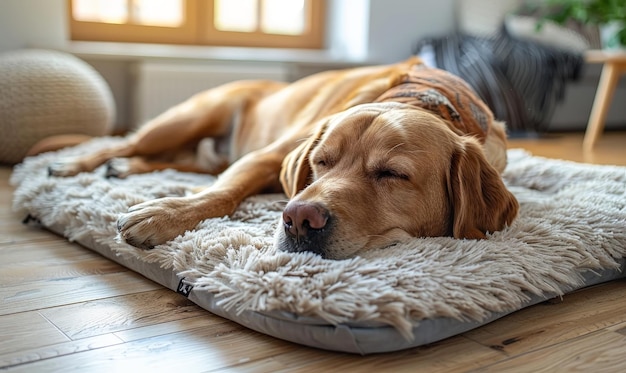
0, 49, 115, 164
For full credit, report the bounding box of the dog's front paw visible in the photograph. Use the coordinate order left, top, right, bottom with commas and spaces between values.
117, 197, 195, 250
48, 159, 84, 177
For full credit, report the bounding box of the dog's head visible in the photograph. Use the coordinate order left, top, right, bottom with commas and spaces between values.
276, 102, 518, 259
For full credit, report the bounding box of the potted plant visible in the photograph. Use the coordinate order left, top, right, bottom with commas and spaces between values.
538, 0, 626, 48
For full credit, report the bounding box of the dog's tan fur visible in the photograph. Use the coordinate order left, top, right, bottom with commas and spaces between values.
47, 57, 518, 259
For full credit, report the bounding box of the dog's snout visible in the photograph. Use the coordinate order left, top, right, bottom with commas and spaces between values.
282, 201, 329, 239
278, 201, 333, 257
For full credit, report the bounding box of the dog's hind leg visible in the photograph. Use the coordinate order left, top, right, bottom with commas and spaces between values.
104, 149, 229, 179
48, 99, 225, 177
48, 80, 284, 177
103, 157, 224, 178
48, 142, 138, 177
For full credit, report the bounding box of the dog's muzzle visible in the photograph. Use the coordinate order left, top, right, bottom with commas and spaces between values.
277, 200, 331, 257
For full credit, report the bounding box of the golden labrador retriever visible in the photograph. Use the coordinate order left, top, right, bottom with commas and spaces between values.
47, 57, 518, 259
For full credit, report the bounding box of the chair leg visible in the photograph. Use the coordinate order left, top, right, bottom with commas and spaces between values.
583, 62, 622, 151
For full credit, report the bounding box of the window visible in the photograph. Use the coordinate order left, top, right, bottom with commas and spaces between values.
68, 0, 325, 49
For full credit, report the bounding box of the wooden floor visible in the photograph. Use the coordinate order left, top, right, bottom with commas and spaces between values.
1, 131, 626, 372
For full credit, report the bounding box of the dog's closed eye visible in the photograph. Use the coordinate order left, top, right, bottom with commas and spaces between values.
375, 169, 410, 181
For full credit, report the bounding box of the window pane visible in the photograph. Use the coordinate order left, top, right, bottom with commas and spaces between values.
261, 0, 305, 35
132, 0, 184, 27
214, 0, 258, 32
73, 0, 128, 24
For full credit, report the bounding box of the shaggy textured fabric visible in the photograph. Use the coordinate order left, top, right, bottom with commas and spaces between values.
11, 137, 626, 341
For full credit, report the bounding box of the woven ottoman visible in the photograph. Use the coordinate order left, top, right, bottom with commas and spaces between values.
0, 49, 115, 164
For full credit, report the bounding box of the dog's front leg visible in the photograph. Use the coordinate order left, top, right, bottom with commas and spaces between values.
117, 148, 285, 249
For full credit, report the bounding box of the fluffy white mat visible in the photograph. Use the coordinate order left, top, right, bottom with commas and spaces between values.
11, 137, 626, 340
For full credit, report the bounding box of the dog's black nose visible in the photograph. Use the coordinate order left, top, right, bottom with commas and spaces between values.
282, 201, 329, 252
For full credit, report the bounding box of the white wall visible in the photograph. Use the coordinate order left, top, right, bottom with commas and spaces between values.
326, 0, 370, 61
326, 0, 456, 63
0, 0, 67, 51
367, 0, 455, 63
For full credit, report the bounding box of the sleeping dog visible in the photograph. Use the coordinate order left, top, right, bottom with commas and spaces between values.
47, 57, 518, 259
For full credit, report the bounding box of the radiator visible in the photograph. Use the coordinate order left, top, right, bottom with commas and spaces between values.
132, 62, 289, 128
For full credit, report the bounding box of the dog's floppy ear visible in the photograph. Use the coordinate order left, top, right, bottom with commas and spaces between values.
280, 120, 328, 199
447, 137, 519, 239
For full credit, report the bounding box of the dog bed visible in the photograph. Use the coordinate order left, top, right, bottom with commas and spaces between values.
11, 137, 626, 355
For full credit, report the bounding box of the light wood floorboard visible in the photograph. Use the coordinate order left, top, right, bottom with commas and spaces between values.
1, 131, 625, 372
